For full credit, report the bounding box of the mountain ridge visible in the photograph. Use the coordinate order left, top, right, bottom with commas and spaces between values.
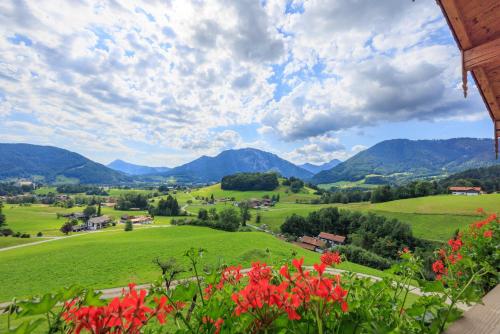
108, 159, 171, 175
161, 147, 313, 183
312, 138, 498, 184
300, 159, 342, 174
0, 143, 130, 184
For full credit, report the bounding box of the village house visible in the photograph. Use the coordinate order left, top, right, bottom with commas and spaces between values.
87, 216, 112, 230
449, 186, 482, 196
293, 236, 326, 253
120, 214, 153, 225
318, 232, 346, 248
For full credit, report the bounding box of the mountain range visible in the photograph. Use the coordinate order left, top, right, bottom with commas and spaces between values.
0, 143, 130, 184
299, 159, 342, 174
312, 138, 498, 184
107, 159, 171, 176
0, 138, 498, 185
158, 148, 313, 183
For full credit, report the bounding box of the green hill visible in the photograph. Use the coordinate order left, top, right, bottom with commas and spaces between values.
0, 143, 131, 184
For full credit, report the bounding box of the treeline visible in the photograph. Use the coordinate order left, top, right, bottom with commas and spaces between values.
281, 208, 433, 270
115, 194, 150, 210
221, 172, 279, 191
56, 184, 109, 195
0, 182, 30, 196
312, 190, 372, 204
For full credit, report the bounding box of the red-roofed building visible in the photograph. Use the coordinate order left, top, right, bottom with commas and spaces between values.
449, 187, 482, 196
318, 232, 346, 247
296, 236, 326, 253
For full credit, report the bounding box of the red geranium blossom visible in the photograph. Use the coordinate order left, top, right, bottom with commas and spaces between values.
321, 251, 342, 266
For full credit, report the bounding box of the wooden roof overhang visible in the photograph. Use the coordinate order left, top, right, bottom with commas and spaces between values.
437, 0, 500, 157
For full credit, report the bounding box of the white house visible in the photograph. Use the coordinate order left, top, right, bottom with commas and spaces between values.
87, 216, 112, 230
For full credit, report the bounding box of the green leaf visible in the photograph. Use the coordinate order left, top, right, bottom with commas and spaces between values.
422, 281, 444, 293
8, 319, 44, 334
18, 294, 60, 316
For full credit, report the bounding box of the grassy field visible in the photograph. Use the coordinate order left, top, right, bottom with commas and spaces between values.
0, 226, 382, 302
0, 236, 42, 248
190, 183, 318, 203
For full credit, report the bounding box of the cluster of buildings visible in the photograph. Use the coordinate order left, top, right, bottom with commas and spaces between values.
71, 215, 113, 232
120, 214, 153, 225
293, 232, 346, 253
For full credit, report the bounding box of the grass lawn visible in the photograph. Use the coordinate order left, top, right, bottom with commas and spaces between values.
190, 183, 318, 203
107, 188, 155, 197
0, 226, 383, 302
0, 236, 42, 248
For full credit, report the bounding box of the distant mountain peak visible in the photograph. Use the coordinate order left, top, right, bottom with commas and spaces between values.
161, 147, 313, 183
107, 159, 171, 176
300, 159, 342, 174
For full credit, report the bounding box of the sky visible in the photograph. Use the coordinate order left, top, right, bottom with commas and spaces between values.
0, 0, 493, 168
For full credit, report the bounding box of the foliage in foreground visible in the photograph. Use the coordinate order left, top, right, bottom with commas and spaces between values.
3, 211, 498, 333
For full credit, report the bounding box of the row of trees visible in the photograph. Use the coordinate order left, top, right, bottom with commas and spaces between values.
221, 172, 279, 191
115, 193, 150, 210
55, 184, 108, 195
149, 195, 180, 216
282, 177, 304, 193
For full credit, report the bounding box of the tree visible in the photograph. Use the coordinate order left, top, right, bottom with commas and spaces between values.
151, 195, 180, 216
124, 220, 133, 232
60, 221, 73, 235
239, 202, 251, 226
153, 257, 185, 291
198, 208, 209, 221
216, 207, 240, 231
97, 202, 102, 216
0, 201, 6, 229
83, 205, 97, 218
210, 194, 215, 204
255, 213, 261, 224
208, 208, 218, 221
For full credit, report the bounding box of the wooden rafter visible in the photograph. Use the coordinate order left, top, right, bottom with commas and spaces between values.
464, 37, 500, 71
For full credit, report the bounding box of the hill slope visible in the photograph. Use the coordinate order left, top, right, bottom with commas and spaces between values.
163, 148, 313, 183
107, 159, 171, 175
312, 138, 498, 184
300, 159, 342, 174
0, 143, 130, 184
440, 164, 500, 192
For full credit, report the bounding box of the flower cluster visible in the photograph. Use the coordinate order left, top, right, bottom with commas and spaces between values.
320, 251, 342, 266
63, 284, 183, 333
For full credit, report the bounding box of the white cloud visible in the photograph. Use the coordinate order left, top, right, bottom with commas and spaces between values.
0, 0, 487, 165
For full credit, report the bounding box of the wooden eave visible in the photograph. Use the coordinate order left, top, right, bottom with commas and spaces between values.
437, 0, 500, 157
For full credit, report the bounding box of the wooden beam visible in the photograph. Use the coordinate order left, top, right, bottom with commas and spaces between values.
473, 68, 500, 119
438, 0, 473, 49
464, 36, 500, 70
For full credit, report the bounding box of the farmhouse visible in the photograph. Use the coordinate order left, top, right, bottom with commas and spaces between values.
318, 232, 346, 247
87, 216, 111, 230
293, 236, 326, 253
449, 187, 482, 196
121, 214, 153, 225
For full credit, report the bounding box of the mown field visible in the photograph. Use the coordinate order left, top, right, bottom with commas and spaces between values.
0, 226, 382, 302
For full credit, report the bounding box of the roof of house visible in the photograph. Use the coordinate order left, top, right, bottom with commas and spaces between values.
437, 0, 500, 157
300, 236, 326, 248
88, 216, 111, 224
292, 242, 317, 251
449, 186, 482, 192
318, 232, 346, 243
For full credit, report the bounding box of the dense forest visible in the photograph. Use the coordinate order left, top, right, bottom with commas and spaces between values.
221, 172, 279, 191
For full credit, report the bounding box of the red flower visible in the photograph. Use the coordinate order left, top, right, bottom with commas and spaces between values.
432, 260, 445, 274
483, 230, 493, 238
321, 251, 342, 266
203, 316, 224, 334
217, 265, 243, 289
448, 238, 463, 252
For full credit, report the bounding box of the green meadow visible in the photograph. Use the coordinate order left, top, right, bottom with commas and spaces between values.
0, 226, 382, 302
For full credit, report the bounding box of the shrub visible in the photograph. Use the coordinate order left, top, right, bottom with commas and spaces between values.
36, 232, 43, 237
0, 228, 13, 236
124, 220, 133, 232
338, 245, 393, 270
